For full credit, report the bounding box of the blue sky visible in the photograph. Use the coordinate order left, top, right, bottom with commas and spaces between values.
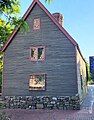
20, 0, 94, 62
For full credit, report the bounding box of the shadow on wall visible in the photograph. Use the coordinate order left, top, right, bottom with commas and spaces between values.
0, 86, 2, 95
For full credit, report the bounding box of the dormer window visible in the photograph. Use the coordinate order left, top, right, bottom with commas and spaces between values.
30, 46, 45, 61
33, 18, 40, 30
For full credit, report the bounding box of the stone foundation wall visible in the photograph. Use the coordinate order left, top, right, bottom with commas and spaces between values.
1, 95, 80, 110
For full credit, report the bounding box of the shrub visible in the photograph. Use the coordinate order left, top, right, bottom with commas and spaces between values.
0, 112, 10, 120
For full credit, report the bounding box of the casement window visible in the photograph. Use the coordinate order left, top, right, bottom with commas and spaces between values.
30, 46, 45, 61
33, 18, 40, 30
29, 74, 46, 90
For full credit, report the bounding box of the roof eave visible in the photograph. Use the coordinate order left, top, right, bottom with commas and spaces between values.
76, 45, 86, 63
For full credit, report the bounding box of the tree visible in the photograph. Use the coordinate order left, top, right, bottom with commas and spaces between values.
0, 0, 19, 45
0, 0, 29, 47
86, 62, 93, 84
45, 0, 53, 3
0, 0, 22, 89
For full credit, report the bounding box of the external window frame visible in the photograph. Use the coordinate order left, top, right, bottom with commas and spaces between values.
33, 18, 40, 30
29, 73, 46, 91
30, 46, 45, 61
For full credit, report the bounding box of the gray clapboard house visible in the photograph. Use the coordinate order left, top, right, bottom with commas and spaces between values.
1, 0, 87, 100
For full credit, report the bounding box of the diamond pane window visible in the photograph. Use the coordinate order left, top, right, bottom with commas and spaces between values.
33, 18, 40, 30
29, 74, 46, 90
30, 46, 45, 61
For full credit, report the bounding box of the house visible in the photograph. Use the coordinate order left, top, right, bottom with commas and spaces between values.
89, 56, 94, 81
1, 0, 87, 102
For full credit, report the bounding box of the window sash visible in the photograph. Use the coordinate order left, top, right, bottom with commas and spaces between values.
29, 74, 46, 90
30, 46, 45, 61
33, 18, 40, 30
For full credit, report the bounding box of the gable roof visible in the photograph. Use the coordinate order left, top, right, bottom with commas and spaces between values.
1, 0, 86, 62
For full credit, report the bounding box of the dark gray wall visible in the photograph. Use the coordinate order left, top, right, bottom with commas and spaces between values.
2, 4, 78, 96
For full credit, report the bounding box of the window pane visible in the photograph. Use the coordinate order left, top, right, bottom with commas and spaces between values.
29, 74, 45, 90
33, 18, 40, 30
31, 48, 35, 57
31, 48, 37, 60
38, 48, 44, 60
30, 46, 45, 61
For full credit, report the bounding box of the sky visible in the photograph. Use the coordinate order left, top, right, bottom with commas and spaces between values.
20, 0, 94, 62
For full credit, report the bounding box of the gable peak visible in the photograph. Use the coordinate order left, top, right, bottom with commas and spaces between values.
33, 0, 39, 2
1, 0, 78, 52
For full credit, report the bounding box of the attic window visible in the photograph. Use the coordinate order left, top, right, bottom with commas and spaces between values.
30, 46, 45, 61
33, 18, 40, 30
29, 74, 46, 90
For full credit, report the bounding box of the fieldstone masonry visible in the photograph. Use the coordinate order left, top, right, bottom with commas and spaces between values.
1, 94, 80, 110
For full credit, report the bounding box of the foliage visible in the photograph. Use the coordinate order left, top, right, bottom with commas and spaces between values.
0, 102, 5, 109
45, 0, 53, 3
0, 0, 20, 45
0, 112, 10, 120
0, 0, 20, 13
0, 0, 30, 47
86, 62, 93, 84
86, 63, 91, 81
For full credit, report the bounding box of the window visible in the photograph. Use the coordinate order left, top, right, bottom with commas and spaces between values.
29, 74, 46, 90
30, 46, 45, 61
33, 18, 40, 30
80, 75, 83, 90
31, 47, 37, 60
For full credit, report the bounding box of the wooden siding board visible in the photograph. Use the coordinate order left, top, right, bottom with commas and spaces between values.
2, 4, 78, 96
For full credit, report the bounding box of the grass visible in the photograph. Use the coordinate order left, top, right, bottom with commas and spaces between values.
87, 80, 94, 85
0, 101, 5, 109
0, 112, 10, 120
